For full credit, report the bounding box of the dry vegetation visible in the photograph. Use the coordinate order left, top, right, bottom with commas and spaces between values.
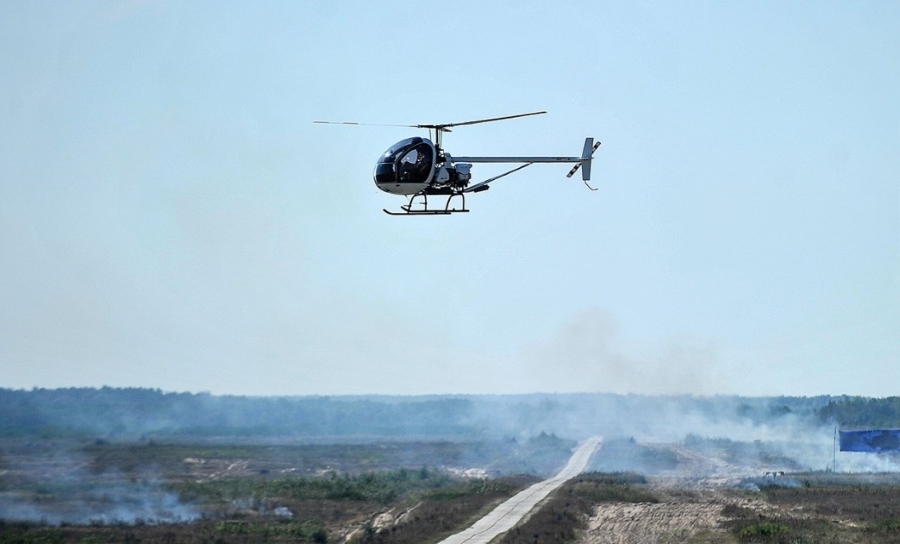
722, 479, 900, 544
0, 436, 900, 544
0, 475, 539, 544
5, 433, 900, 543
0, 438, 550, 543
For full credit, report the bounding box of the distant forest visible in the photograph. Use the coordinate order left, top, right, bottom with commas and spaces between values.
0, 388, 477, 439
1, 388, 898, 440
818, 396, 900, 429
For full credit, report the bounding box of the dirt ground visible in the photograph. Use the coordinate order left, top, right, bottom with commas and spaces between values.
579, 441, 900, 544
581, 487, 763, 544
581, 441, 793, 544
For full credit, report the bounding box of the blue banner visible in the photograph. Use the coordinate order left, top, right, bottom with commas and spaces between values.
839, 430, 900, 452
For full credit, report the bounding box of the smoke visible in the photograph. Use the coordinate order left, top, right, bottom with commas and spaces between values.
465, 393, 900, 480
0, 444, 199, 525
518, 307, 725, 395
454, 307, 900, 478
834, 449, 900, 473
3, 388, 899, 515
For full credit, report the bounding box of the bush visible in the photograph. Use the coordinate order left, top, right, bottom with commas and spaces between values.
739, 521, 790, 539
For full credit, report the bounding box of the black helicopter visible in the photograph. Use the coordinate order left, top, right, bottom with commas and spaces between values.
315, 111, 600, 215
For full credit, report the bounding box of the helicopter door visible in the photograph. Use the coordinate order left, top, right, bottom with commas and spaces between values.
397, 142, 435, 184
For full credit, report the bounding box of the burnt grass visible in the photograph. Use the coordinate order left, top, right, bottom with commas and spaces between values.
0, 476, 539, 544
0, 438, 564, 543
724, 481, 900, 543
349, 475, 538, 544
7, 437, 900, 544
0, 475, 539, 544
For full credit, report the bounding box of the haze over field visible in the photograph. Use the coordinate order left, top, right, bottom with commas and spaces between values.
1, 2, 898, 396
5, 388, 900, 474
4, 388, 900, 527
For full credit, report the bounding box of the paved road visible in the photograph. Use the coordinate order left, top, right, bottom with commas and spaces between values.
438, 436, 603, 544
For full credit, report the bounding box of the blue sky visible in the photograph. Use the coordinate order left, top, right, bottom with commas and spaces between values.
1, 1, 897, 396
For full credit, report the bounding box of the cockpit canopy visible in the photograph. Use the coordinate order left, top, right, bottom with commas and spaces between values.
373, 137, 436, 195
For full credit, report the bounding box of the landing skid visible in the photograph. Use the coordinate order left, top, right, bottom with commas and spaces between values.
384, 192, 469, 216
383, 208, 464, 216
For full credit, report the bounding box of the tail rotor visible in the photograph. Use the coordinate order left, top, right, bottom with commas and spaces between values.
567, 139, 602, 190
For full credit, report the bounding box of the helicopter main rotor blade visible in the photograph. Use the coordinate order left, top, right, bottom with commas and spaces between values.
419, 111, 547, 130
313, 120, 418, 128
314, 111, 547, 131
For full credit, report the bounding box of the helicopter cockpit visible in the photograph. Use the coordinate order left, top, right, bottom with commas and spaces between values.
373, 137, 437, 195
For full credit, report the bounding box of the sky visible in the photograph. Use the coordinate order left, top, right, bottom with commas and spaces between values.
1, 1, 898, 397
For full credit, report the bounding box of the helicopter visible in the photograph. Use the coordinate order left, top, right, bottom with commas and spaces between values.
314, 111, 600, 215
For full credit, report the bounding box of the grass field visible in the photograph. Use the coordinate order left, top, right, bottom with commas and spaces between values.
0, 437, 561, 542
4, 438, 900, 543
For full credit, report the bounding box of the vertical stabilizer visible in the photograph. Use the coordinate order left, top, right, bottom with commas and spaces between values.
567, 138, 601, 181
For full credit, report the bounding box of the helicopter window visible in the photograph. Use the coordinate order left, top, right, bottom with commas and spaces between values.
380, 137, 422, 163
400, 148, 421, 165
397, 142, 433, 183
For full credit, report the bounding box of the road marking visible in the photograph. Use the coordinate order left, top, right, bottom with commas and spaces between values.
438, 436, 603, 544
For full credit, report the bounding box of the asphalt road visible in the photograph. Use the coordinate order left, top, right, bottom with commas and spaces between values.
438, 436, 603, 544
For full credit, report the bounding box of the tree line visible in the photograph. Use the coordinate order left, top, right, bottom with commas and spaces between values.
2, 387, 899, 439
0, 387, 477, 439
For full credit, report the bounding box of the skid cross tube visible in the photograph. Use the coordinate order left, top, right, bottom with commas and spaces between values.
383, 191, 470, 215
